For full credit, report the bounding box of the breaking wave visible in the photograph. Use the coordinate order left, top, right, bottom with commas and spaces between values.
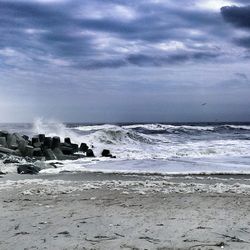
123, 124, 250, 134
31, 119, 250, 160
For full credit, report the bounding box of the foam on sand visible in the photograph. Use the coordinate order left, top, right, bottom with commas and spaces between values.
1, 177, 250, 196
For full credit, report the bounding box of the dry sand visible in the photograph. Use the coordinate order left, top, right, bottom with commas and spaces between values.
0, 172, 250, 250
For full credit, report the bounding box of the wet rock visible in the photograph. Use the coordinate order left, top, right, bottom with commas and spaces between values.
52, 137, 61, 149
61, 144, 74, 155
60, 137, 78, 154
80, 143, 88, 152
13, 133, 27, 144
0, 131, 9, 138
64, 137, 71, 144
24, 145, 34, 158
22, 135, 29, 141
32, 137, 39, 146
17, 164, 40, 175
44, 137, 52, 148
18, 140, 28, 156
0, 130, 106, 162
0, 137, 8, 148
38, 134, 45, 143
7, 134, 18, 150
53, 147, 64, 160
71, 143, 79, 153
31, 136, 42, 148
0, 146, 18, 155
86, 149, 95, 157
33, 142, 42, 149
44, 148, 57, 160
101, 149, 115, 158
33, 148, 43, 157
49, 162, 63, 168
14, 134, 29, 152
53, 147, 78, 160
14, 149, 22, 157
3, 158, 20, 164
101, 149, 112, 157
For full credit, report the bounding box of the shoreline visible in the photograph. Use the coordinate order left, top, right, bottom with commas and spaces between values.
2, 169, 250, 181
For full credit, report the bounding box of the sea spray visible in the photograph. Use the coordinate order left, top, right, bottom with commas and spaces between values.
32, 118, 83, 145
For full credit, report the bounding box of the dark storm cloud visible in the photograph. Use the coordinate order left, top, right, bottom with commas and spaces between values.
0, 0, 228, 69
220, 5, 250, 50
126, 51, 220, 67
81, 51, 220, 69
83, 59, 127, 69
221, 5, 250, 29
234, 36, 250, 48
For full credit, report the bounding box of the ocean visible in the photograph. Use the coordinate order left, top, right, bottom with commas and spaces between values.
1, 120, 250, 175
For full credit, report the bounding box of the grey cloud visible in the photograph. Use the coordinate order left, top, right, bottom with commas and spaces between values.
235, 73, 248, 80
0, 0, 238, 70
83, 59, 127, 69
221, 5, 250, 29
79, 51, 221, 69
127, 51, 220, 67
220, 5, 250, 49
1, 0, 250, 122
235, 36, 250, 48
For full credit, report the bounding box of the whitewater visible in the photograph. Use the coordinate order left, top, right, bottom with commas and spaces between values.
1, 120, 250, 175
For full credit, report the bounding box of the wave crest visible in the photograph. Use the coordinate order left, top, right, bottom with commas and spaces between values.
31, 119, 250, 160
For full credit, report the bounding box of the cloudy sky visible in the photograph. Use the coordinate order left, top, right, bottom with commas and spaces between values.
0, 0, 250, 123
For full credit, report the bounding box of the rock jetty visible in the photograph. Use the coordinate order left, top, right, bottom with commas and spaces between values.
0, 130, 115, 174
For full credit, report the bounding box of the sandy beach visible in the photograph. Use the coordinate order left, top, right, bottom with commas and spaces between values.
1, 0, 250, 248
1, 172, 250, 250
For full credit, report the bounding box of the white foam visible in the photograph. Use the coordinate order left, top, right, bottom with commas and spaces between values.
123, 124, 250, 131
1, 178, 250, 195
123, 124, 215, 131
74, 124, 118, 131
225, 125, 250, 130
39, 157, 250, 175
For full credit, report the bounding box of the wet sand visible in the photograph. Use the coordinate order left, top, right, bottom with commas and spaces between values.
0, 172, 250, 250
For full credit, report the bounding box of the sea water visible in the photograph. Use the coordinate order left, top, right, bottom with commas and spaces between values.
1, 119, 250, 175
